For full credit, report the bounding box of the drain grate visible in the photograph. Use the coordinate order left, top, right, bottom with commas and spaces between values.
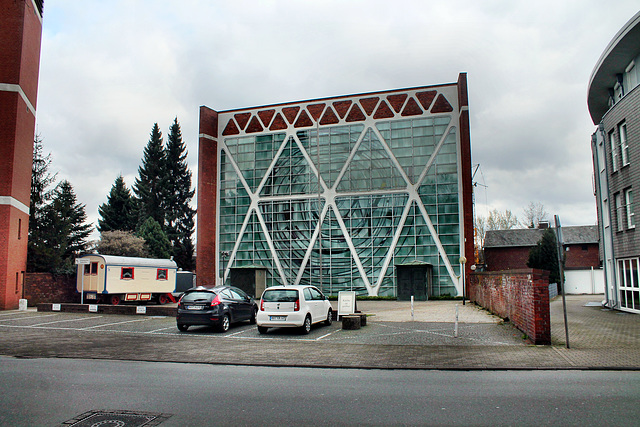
61, 410, 172, 426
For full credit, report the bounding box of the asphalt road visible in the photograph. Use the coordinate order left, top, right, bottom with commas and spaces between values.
1, 356, 638, 426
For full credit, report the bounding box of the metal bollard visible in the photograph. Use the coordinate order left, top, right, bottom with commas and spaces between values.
411, 295, 414, 321
454, 304, 459, 338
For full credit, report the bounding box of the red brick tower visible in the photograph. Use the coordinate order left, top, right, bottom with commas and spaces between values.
0, 0, 44, 309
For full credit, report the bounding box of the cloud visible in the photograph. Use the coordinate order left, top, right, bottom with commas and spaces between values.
34, 0, 640, 242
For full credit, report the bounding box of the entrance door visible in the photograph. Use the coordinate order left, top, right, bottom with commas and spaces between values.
396, 265, 430, 301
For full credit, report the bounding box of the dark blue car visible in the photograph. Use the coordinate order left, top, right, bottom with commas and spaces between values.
177, 286, 257, 332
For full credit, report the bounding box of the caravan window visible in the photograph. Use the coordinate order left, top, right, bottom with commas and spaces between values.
121, 267, 134, 280
91, 262, 98, 275
84, 264, 91, 275
157, 269, 168, 280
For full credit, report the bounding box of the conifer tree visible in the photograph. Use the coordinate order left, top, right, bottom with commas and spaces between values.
164, 118, 195, 270
137, 217, 171, 259
40, 180, 93, 274
527, 228, 562, 286
133, 123, 166, 228
27, 135, 58, 272
98, 174, 137, 233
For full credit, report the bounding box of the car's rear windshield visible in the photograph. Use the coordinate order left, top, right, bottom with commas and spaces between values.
181, 291, 215, 302
262, 289, 298, 302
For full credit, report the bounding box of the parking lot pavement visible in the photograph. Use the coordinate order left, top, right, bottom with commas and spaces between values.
0, 296, 638, 370
0, 307, 522, 346
356, 299, 503, 323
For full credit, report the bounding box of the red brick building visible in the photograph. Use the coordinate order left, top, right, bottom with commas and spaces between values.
0, 0, 43, 309
484, 225, 600, 272
483, 225, 603, 294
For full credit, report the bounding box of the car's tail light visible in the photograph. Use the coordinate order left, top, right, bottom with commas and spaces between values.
294, 299, 300, 311
210, 295, 221, 307
177, 295, 184, 306
260, 299, 265, 311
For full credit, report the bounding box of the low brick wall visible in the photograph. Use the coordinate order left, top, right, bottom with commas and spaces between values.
24, 272, 78, 306
469, 269, 550, 345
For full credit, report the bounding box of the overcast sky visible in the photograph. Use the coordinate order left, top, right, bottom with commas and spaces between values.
35, 1, 640, 241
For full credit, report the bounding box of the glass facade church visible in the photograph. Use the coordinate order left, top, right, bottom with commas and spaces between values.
198, 74, 473, 297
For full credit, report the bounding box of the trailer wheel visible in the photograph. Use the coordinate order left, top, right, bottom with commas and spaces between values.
110, 295, 121, 305
157, 294, 169, 305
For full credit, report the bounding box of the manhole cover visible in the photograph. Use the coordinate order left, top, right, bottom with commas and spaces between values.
61, 410, 172, 426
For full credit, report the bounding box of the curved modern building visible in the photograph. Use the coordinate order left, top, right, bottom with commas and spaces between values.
198, 74, 473, 298
589, 11, 640, 313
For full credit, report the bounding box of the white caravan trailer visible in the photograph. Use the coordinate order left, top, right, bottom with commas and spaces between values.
76, 254, 178, 305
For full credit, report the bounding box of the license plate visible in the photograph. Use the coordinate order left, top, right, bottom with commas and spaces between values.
270, 315, 287, 321
187, 305, 204, 310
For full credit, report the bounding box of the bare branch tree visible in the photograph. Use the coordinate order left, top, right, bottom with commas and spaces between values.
521, 202, 549, 228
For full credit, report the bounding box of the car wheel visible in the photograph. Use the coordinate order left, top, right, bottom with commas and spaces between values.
324, 309, 332, 326
257, 326, 268, 334
301, 314, 312, 334
250, 307, 258, 324
177, 324, 189, 332
218, 313, 230, 332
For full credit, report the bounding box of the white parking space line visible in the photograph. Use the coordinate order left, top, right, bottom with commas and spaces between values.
0, 314, 59, 322
147, 326, 178, 333
30, 316, 104, 327
315, 330, 339, 341
225, 328, 255, 337
0, 311, 36, 317
80, 318, 150, 330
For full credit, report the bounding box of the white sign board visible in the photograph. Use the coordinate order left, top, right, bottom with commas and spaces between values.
52, 304, 61, 311
75, 258, 91, 265
136, 306, 147, 314
88, 304, 98, 313
338, 291, 357, 317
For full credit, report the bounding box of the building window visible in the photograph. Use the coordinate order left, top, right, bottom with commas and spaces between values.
625, 188, 635, 229
121, 267, 134, 280
617, 258, 639, 312
609, 130, 618, 172
157, 269, 168, 280
619, 122, 629, 167
615, 192, 624, 231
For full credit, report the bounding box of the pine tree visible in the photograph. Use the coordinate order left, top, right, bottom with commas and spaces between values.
527, 228, 562, 286
27, 135, 58, 273
97, 174, 137, 232
133, 123, 166, 229
164, 118, 195, 270
137, 217, 171, 259
41, 180, 93, 274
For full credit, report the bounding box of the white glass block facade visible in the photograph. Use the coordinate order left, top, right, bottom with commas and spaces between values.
198, 75, 473, 297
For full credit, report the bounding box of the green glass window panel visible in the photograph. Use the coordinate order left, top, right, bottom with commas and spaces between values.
224, 133, 285, 193
260, 136, 318, 197
298, 125, 363, 189
377, 116, 451, 184
337, 129, 406, 193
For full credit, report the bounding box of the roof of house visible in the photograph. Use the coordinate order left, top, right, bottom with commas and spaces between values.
483, 225, 598, 248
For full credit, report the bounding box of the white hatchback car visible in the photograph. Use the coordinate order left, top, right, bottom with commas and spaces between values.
256, 285, 333, 334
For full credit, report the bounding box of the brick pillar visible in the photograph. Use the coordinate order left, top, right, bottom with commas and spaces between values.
0, 0, 43, 309
197, 106, 219, 286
